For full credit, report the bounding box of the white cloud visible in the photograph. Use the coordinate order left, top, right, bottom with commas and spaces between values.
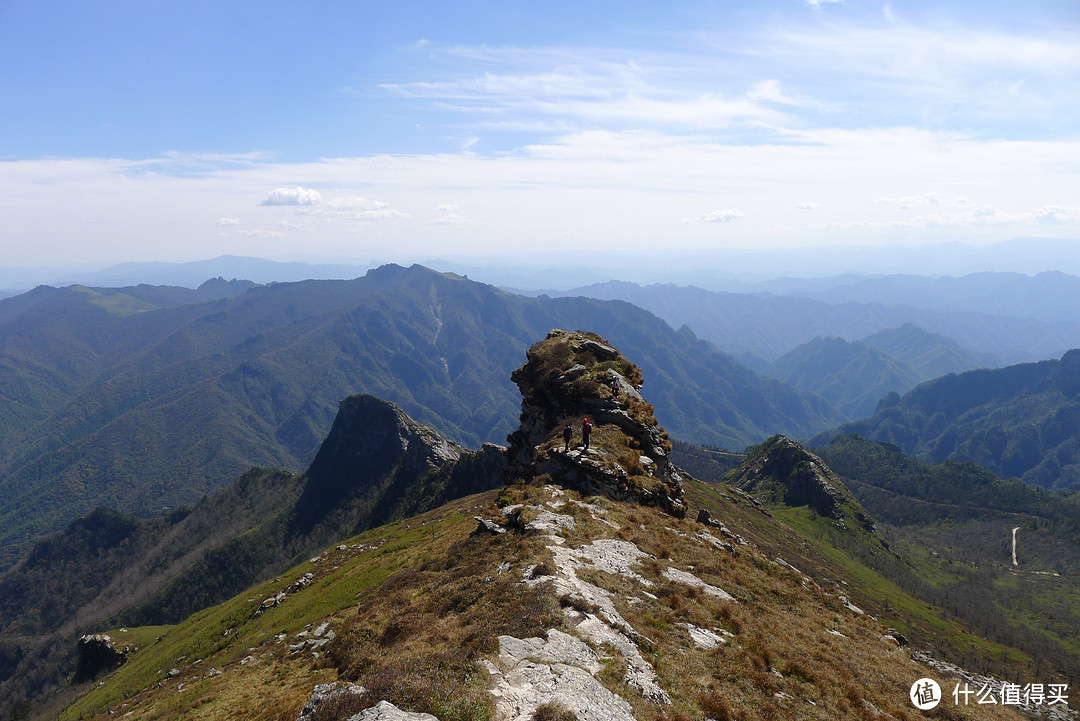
694, 209, 745, 223
260, 186, 322, 206
216, 217, 239, 226
436, 203, 459, 212
797, 202, 819, 210
805, 0, 842, 7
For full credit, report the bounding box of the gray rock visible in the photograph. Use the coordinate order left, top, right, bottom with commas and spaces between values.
297, 682, 367, 720
492, 659, 636, 721
497, 630, 601, 675
678, 623, 728, 650
472, 516, 507, 535
662, 567, 735, 601
346, 700, 439, 721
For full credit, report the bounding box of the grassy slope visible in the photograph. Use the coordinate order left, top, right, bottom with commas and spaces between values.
683, 482, 1032, 676
62, 481, 1032, 721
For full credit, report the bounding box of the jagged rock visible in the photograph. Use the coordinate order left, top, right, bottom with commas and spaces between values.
506, 329, 686, 517
472, 516, 508, 535
75, 634, 132, 682
727, 435, 876, 533
884, 629, 908, 647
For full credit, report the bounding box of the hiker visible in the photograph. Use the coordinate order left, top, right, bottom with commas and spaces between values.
609, 375, 619, 398
582, 417, 592, 450
563, 424, 572, 451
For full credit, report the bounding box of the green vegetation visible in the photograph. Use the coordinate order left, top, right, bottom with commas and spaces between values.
765, 336, 921, 420
0, 396, 504, 718
817, 349, 1080, 490
0, 264, 840, 570
810, 434, 1080, 680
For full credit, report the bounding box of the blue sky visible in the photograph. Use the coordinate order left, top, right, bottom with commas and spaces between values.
1, 0, 1078, 267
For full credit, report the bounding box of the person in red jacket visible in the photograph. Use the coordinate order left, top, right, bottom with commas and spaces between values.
582, 417, 593, 450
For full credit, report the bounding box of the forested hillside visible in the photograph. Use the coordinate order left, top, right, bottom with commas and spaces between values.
815, 350, 1080, 490
0, 264, 840, 570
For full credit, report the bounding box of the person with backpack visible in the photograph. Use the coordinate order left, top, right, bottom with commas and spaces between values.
563, 423, 573, 451
581, 417, 593, 450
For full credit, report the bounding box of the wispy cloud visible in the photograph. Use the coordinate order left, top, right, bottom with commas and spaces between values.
693, 209, 745, 223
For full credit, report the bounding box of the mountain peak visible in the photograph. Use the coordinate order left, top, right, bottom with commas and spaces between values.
291, 394, 465, 534
727, 434, 876, 534
506, 329, 687, 517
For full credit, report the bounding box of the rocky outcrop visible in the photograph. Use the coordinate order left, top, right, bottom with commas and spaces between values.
291, 394, 504, 536
74, 634, 133, 683
506, 330, 686, 517
727, 435, 875, 533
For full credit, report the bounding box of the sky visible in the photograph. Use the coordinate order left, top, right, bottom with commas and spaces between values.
1, 0, 1078, 269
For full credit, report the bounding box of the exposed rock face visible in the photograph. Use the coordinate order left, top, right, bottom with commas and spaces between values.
727, 435, 875, 533
292, 394, 504, 535
506, 330, 686, 517
74, 634, 132, 683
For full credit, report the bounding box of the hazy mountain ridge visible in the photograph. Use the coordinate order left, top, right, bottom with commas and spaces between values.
764, 336, 922, 420
763, 325, 999, 420
553, 279, 1080, 364
0, 264, 841, 571
788, 270, 1080, 323
861, 323, 1000, 378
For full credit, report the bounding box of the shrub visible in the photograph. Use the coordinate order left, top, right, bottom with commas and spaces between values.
531, 701, 577, 721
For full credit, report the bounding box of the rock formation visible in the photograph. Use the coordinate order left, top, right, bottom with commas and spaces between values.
291, 394, 505, 536
506, 329, 686, 517
74, 635, 133, 683
726, 435, 876, 533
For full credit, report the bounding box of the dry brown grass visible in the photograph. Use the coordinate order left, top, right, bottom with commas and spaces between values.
326, 533, 564, 721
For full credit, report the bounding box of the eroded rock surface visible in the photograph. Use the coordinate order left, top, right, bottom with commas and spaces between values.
505, 330, 686, 517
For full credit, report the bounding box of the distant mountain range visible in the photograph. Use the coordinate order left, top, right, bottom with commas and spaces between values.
548, 280, 1080, 364
771, 270, 1080, 323
0, 264, 841, 570
763, 325, 999, 420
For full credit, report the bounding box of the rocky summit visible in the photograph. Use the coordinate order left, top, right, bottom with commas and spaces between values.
506, 329, 687, 518
726, 435, 876, 534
